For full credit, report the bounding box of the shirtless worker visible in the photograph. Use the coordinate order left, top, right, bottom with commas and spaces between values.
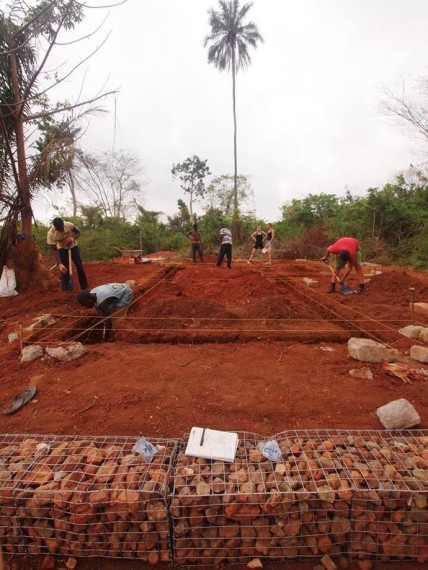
186, 223, 204, 263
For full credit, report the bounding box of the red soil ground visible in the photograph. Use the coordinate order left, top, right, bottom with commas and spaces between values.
1, 255, 428, 570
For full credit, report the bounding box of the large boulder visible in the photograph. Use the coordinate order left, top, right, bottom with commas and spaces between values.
25, 314, 56, 332
410, 345, 428, 364
376, 398, 421, 430
45, 342, 86, 362
399, 325, 423, 340
413, 303, 428, 318
21, 345, 43, 363
348, 338, 399, 363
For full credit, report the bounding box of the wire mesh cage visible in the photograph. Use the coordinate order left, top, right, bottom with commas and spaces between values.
171, 429, 428, 566
0, 433, 178, 562
1, 430, 427, 566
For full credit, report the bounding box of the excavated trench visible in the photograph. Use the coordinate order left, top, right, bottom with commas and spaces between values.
23, 263, 411, 347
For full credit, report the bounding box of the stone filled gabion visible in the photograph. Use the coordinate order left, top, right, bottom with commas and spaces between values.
1, 430, 428, 566
171, 431, 428, 565
0, 434, 177, 563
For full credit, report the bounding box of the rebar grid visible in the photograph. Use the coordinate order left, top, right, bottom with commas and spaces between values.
171, 429, 428, 565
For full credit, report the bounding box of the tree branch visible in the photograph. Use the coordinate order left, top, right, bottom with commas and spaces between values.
19, 2, 75, 115
25, 89, 118, 121
30, 32, 111, 102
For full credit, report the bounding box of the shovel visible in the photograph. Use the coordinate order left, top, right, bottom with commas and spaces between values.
322, 259, 355, 295
67, 246, 74, 291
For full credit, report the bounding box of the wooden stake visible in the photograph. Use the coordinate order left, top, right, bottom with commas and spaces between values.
409, 287, 416, 324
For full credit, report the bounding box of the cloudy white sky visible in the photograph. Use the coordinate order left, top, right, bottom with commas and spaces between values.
32, 0, 428, 222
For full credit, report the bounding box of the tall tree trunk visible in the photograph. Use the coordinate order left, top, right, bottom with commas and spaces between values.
230, 48, 243, 244
9, 39, 33, 236
68, 169, 77, 217
232, 48, 238, 212
7, 36, 49, 291
189, 190, 194, 224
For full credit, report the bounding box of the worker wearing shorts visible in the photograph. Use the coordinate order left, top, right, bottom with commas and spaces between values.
322, 237, 366, 294
247, 226, 267, 264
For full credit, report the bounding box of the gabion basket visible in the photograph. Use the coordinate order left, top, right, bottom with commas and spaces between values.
0, 433, 178, 563
170, 429, 428, 565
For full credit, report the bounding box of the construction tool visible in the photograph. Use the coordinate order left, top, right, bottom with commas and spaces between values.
67, 246, 74, 291
322, 259, 355, 295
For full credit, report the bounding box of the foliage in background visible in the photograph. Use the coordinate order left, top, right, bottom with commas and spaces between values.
171, 155, 211, 224
279, 166, 428, 265
32, 166, 428, 269
75, 149, 145, 220
0, 0, 116, 232
203, 174, 255, 217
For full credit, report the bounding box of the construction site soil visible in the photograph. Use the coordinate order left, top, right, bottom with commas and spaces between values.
1, 255, 428, 570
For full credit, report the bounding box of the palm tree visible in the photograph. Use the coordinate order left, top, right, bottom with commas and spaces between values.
204, 0, 263, 213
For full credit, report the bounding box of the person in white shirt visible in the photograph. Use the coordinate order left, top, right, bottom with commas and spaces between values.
216, 228, 232, 269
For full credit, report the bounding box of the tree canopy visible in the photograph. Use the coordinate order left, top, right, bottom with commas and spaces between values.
171, 155, 211, 223
75, 149, 145, 220
0, 0, 118, 279
204, 0, 263, 212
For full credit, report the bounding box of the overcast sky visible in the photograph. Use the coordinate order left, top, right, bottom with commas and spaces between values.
32, 0, 428, 223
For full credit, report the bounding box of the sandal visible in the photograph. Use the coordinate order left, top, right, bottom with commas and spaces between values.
3, 386, 37, 416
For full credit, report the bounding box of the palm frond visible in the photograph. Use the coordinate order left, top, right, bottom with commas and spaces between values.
204, 0, 263, 74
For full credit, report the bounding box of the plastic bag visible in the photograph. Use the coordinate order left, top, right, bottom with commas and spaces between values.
133, 437, 158, 463
0, 266, 18, 297
258, 439, 282, 462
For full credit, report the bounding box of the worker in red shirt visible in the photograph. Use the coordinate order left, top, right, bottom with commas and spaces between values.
322, 237, 366, 294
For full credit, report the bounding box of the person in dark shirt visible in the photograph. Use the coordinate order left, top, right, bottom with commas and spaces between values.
247, 226, 267, 264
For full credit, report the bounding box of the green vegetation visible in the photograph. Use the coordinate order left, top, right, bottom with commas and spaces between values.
171, 156, 211, 223
34, 166, 428, 269
3, 1, 428, 277
278, 167, 428, 267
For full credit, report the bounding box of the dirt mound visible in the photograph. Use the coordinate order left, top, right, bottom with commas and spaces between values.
2, 259, 428, 569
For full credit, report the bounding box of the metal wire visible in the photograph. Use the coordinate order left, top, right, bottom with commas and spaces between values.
1, 430, 427, 563
170, 429, 428, 565
0, 433, 178, 561
21, 263, 423, 347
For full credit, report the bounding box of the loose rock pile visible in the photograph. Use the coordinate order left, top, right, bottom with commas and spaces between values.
0, 430, 427, 566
